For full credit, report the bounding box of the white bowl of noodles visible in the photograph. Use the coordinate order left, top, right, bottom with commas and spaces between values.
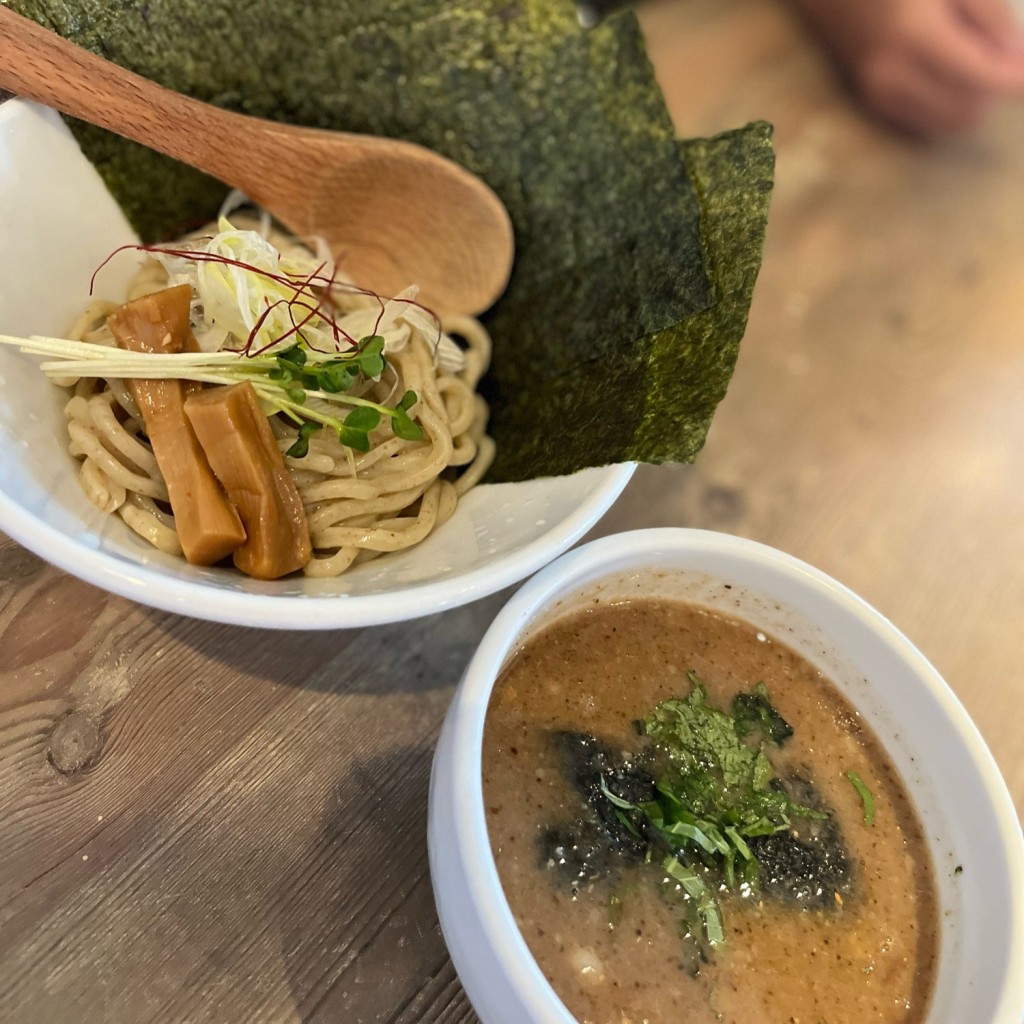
0, 100, 633, 628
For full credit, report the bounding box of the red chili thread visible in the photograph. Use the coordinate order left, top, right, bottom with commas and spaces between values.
91, 240, 444, 355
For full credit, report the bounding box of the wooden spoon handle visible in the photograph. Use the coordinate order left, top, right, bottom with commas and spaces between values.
0, 7, 276, 190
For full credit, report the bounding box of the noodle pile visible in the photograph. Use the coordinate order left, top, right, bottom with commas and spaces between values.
61, 229, 494, 578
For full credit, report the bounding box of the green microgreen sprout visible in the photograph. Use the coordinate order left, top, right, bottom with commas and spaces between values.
0, 331, 426, 456
284, 421, 321, 460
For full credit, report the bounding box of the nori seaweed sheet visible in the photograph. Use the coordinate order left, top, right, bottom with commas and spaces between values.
488, 125, 773, 478
7, 0, 772, 481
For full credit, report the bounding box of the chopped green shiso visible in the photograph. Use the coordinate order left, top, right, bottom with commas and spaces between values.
602, 675, 826, 953
846, 769, 876, 826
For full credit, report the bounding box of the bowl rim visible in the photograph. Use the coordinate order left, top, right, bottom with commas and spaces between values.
440, 526, 1024, 1023
0, 463, 635, 629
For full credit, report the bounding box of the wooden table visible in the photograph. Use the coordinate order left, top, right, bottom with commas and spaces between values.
2, 1, 1022, 1020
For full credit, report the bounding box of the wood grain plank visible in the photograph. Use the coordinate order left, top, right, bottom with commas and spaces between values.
389, 962, 474, 1024
0, 597, 504, 1023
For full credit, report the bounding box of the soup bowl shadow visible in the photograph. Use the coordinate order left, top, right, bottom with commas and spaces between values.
427, 528, 1024, 1024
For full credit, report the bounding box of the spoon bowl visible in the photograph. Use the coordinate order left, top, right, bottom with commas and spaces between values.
0, 6, 514, 314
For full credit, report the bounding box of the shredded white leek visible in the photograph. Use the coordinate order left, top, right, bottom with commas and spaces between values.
145, 217, 465, 372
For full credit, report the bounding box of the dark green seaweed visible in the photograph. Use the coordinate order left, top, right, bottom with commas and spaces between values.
8, 0, 772, 480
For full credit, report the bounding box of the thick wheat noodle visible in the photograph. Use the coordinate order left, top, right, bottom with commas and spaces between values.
106, 377, 142, 421
305, 409, 463, 552
87, 392, 160, 475
79, 458, 126, 515
299, 394, 453, 502
440, 315, 489, 373
129, 491, 176, 530
298, 448, 429, 501
118, 493, 182, 556
435, 479, 458, 526
455, 437, 495, 496
297, 477, 380, 503
280, 448, 338, 476
288, 473, 376, 498
405, 339, 448, 420
449, 432, 479, 467
127, 259, 170, 300
283, 468, 342, 491
325, 507, 434, 542
336, 513, 378, 529
361, 418, 451, 488
66, 418, 169, 501
67, 393, 132, 517
52, 301, 119, 387
303, 546, 360, 578
438, 378, 476, 436
62, 234, 495, 577
64, 395, 92, 425
314, 479, 445, 552
66, 300, 119, 345
454, 398, 495, 496
307, 483, 429, 534
350, 435, 411, 473
269, 423, 358, 476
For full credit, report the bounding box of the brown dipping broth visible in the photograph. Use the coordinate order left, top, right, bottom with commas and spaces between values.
482, 597, 939, 1024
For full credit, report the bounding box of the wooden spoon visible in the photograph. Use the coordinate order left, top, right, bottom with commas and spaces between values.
0, 7, 514, 315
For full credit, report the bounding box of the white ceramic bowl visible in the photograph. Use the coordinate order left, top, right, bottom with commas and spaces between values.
0, 100, 633, 628
428, 528, 1024, 1024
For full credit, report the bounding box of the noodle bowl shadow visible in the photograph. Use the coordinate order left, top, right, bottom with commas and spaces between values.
427, 528, 1024, 1024
0, 101, 633, 628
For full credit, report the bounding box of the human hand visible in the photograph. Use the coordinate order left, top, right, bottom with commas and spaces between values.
788, 0, 1024, 135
